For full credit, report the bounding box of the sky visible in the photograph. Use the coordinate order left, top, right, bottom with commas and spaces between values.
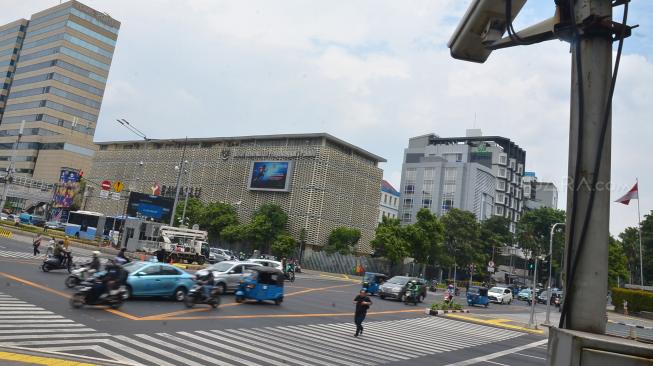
3, 0, 652, 236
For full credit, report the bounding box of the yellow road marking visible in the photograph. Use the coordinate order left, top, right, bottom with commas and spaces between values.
285, 283, 356, 297
153, 308, 426, 321
0, 351, 95, 365
318, 274, 359, 283
444, 313, 545, 334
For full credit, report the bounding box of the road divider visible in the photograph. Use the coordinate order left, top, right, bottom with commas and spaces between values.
444, 313, 545, 335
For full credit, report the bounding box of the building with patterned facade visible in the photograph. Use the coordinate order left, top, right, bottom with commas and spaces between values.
399, 129, 526, 232
0, 1, 119, 183
86, 133, 385, 253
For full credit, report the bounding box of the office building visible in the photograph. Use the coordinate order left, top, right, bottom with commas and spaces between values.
399, 130, 526, 232
86, 133, 385, 253
523, 171, 558, 210
379, 179, 400, 222
0, 1, 120, 183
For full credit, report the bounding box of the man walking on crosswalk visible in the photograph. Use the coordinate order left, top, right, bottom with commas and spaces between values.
353, 289, 372, 337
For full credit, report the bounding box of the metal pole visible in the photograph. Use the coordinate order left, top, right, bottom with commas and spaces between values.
636, 178, 644, 286
0, 120, 24, 212
169, 138, 188, 226
529, 256, 538, 329
546, 222, 565, 325
562, 0, 612, 333
181, 162, 193, 227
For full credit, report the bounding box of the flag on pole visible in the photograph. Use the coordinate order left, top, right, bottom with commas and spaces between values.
615, 182, 639, 205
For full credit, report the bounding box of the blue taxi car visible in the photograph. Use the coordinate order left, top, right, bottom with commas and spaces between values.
122, 261, 195, 301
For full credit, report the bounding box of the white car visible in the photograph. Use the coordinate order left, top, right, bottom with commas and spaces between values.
488, 286, 513, 304
247, 258, 283, 271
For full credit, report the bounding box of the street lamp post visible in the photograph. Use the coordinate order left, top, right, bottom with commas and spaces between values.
545, 222, 565, 325
169, 138, 188, 227
180, 162, 193, 227
528, 254, 539, 329
0, 120, 25, 212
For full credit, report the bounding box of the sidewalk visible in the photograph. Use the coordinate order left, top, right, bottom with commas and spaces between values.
301, 268, 362, 283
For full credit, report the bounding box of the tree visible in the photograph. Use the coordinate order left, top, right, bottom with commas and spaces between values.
371, 217, 410, 265
220, 204, 288, 252
173, 197, 204, 228
220, 224, 246, 243
640, 210, 653, 286
325, 227, 361, 255
440, 209, 481, 271
480, 215, 513, 259
516, 207, 566, 257
271, 232, 297, 259
200, 202, 238, 241
409, 208, 445, 265
619, 227, 640, 284
608, 236, 629, 288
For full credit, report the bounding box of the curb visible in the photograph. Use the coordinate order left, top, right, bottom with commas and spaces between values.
425, 308, 470, 316
608, 319, 653, 330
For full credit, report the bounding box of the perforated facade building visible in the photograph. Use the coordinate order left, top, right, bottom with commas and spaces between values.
86, 133, 385, 253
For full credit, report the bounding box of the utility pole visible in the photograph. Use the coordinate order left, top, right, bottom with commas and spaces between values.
528, 255, 538, 329
169, 138, 188, 226
561, 0, 613, 334
546, 222, 565, 325
181, 162, 193, 227
0, 120, 25, 212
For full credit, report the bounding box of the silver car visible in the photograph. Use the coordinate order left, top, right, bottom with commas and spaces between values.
207, 261, 261, 293
208, 248, 235, 264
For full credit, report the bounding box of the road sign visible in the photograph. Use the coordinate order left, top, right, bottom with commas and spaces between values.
113, 181, 124, 193
99, 190, 109, 199
110, 192, 121, 200
488, 266, 495, 273
488, 261, 495, 268
101, 180, 111, 190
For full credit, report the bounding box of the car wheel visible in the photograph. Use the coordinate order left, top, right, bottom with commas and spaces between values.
235, 296, 244, 303
508, 298, 512, 305
174, 287, 187, 302
379, 294, 385, 300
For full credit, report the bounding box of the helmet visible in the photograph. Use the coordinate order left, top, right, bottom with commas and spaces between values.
92, 251, 100, 258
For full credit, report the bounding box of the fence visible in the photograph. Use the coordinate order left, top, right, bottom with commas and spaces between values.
301, 250, 442, 277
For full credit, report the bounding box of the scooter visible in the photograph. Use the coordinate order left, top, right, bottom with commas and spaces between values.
429, 280, 438, 292
42, 252, 73, 273
70, 279, 125, 309
404, 287, 420, 306
184, 284, 221, 309
65, 266, 96, 288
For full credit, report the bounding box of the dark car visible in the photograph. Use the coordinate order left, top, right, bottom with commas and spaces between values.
378, 276, 427, 302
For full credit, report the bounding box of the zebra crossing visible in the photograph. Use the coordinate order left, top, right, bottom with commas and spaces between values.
0, 248, 92, 263
0, 291, 528, 366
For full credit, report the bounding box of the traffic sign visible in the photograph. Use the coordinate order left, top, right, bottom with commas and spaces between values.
110, 192, 121, 200
99, 190, 109, 199
101, 180, 111, 190
488, 266, 495, 273
113, 181, 124, 193
488, 260, 495, 268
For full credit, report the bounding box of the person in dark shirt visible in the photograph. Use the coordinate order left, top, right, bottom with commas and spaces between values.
353, 289, 372, 337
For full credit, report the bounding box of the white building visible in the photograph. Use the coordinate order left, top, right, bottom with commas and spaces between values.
523, 172, 558, 210
379, 180, 400, 222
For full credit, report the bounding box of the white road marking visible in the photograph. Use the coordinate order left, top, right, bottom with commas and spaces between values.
117, 334, 205, 366
444, 339, 549, 366
514, 352, 546, 360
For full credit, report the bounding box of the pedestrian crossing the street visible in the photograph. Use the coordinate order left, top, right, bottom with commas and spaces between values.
0, 292, 527, 366
0, 248, 92, 263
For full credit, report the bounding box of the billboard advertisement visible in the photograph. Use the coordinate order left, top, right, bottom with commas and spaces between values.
248, 161, 293, 192
127, 192, 174, 223
52, 169, 80, 208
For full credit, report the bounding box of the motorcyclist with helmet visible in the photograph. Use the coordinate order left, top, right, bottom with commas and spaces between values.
86, 251, 101, 272
196, 269, 215, 300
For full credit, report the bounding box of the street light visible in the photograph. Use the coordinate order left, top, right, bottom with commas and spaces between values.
545, 222, 565, 325
169, 138, 188, 227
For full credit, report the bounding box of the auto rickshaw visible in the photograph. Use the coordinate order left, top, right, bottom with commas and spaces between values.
466, 286, 489, 307
235, 266, 285, 305
362, 272, 388, 295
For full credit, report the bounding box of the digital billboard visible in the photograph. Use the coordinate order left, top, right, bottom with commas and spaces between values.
248, 161, 293, 192
127, 192, 174, 223
53, 169, 80, 208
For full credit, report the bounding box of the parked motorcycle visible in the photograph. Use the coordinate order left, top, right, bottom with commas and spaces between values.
65, 267, 96, 288
70, 280, 125, 309
184, 284, 221, 309
41, 252, 73, 273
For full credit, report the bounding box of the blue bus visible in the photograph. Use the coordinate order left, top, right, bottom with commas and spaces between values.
65, 211, 105, 240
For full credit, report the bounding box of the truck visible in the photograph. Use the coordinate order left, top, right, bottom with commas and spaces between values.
120, 218, 210, 265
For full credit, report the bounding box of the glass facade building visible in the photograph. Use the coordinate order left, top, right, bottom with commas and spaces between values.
0, 1, 119, 182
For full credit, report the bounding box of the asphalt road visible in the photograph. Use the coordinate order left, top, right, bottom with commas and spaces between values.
0, 236, 547, 366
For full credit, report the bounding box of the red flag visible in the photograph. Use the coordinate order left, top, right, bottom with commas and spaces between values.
615, 183, 639, 205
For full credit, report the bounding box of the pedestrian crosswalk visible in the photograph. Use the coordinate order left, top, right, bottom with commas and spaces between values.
0, 290, 527, 366
0, 248, 92, 264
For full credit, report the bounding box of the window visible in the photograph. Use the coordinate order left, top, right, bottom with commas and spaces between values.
423, 168, 435, 179
405, 168, 417, 182
497, 180, 506, 191
496, 193, 505, 205
383, 194, 387, 204
0, 36, 21, 48
444, 153, 463, 162
403, 198, 413, 210
517, 164, 524, 174
422, 199, 432, 209
161, 266, 181, 275
393, 197, 397, 206
509, 159, 516, 170
402, 212, 412, 222
230, 265, 242, 274
66, 20, 117, 47
69, 8, 120, 34
404, 184, 415, 195
498, 168, 506, 178
499, 154, 507, 165
422, 180, 434, 196
444, 167, 456, 183
140, 265, 161, 276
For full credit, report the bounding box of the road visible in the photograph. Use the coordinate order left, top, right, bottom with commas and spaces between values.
0, 236, 549, 366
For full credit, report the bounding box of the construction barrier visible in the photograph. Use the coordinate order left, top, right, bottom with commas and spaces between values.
0, 229, 12, 238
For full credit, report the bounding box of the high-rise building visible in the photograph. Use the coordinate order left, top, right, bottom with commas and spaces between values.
0, 1, 119, 183
379, 179, 400, 222
523, 171, 558, 210
399, 130, 526, 232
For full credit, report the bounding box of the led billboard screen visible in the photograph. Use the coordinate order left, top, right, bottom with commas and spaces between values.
248, 161, 293, 192
127, 192, 174, 223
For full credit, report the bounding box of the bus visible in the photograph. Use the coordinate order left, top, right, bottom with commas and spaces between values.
65, 211, 105, 240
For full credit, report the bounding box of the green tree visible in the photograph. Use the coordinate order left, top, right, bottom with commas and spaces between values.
480, 215, 513, 259
371, 217, 410, 265
408, 208, 445, 265
325, 227, 361, 255
441, 209, 481, 270
640, 211, 653, 286
271, 232, 297, 259
516, 207, 566, 257
619, 227, 640, 284
220, 204, 288, 252
200, 202, 238, 241
608, 236, 629, 288
220, 224, 246, 243
173, 197, 205, 228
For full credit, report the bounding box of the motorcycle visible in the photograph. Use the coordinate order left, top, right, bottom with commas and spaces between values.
444, 292, 454, 304
404, 286, 420, 306
184, 284, 221, 309
41, 252, 73, 273
284, 264, 296, 283
70, 279, 125, 309
429, 280, 438, 292
65, 266, 96, 288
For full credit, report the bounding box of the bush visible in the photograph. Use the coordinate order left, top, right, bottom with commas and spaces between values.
611, 288, 653, 313
431, 301, 463, 311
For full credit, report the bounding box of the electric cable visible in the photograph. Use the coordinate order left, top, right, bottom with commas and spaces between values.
559, 0, 629, 328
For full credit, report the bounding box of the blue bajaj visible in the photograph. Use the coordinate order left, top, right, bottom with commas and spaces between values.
466, 286, 490, 307
362, 272, 388, 296
235, 266, 285, 305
